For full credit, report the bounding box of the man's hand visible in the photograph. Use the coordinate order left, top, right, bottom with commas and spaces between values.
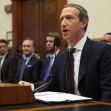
18, 81, 34, 90
18, 81, 31, 87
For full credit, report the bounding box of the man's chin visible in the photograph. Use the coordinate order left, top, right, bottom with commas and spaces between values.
63, 36, 69, 41
24, 54, 31, 57
47, 49, 55, 54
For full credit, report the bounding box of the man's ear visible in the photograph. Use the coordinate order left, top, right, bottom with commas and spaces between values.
81, 18, 88, 29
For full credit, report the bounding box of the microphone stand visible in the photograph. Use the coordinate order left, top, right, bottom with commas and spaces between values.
33, 78, 52, 93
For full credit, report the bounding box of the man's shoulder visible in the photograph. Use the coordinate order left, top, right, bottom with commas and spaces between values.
86, 38, 111, 50
55, 49, 68, 60
86, 38, 111, 55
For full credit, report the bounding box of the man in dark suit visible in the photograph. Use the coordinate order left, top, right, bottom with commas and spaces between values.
19, 4, 111, 102
35, 4, 111, 102
0, 39, 17, 83
16, 38, 42, 83
19, 32, 61, 89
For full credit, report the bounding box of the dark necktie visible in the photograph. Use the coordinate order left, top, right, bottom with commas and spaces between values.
19, 59, 27, 80
43, 56, 53, 81
66, 48, 75, 94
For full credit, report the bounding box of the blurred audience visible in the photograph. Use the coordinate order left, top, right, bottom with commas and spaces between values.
18, 32, 61, 90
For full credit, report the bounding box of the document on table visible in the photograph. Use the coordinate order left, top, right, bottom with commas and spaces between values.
34, 91, 92, 103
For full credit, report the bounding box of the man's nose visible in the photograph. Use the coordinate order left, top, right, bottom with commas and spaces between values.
61, 18, 67, 27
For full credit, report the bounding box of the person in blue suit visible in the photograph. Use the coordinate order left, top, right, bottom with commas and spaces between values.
15, 38, 42, 83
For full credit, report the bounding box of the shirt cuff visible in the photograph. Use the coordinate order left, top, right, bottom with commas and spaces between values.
30, 83, 34, 91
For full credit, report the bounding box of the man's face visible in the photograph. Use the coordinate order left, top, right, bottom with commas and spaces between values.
101, 34, 111, 45
0, 42, 8, 56
46, 36, 55, 52
22, 40, 35, 56
60, 7, 87, 42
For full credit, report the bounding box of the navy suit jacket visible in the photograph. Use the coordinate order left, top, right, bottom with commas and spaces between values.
44, 38, 111, 102
16, 55, 42, 83
1, 52, 19, 83
34, 52, 61, 88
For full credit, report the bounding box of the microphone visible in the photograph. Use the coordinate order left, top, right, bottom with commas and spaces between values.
33, 82, 49, 93
54, 37, 61, 49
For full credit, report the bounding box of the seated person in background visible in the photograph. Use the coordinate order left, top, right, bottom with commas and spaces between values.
19, 32, 61, 90
101, 32, 111, 45
15, 38, 42, 83
0, 39, 18, 83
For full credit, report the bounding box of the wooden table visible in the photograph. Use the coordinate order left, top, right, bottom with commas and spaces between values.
0, 100, 111, 111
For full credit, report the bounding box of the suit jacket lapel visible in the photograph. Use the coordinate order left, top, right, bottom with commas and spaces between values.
78, 38, 93, 83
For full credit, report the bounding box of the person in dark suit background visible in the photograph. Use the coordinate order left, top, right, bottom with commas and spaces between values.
37, 32, 61, 82
16, 38, 42, 84
32, 4, 111, 102
0, 39, 18, 83
101, 32, 111, 45
19, 32, 61, 90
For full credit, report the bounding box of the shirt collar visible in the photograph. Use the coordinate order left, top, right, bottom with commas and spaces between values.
24, 53, 34, 61
68, 35, 87, 51
0, 52, 8, 59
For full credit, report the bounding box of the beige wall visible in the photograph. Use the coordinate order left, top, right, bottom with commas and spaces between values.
0, 0, 111, 40
68, 0, 111, 39
0, 0, 12, 39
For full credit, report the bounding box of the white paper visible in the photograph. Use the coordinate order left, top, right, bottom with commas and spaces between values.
34, 91, 92, 103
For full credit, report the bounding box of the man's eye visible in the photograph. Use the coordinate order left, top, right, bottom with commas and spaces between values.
67, 16, 73, 20
60, 17, 63, 21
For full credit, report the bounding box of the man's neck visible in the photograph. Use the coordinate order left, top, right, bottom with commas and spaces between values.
68, 33, 85, 48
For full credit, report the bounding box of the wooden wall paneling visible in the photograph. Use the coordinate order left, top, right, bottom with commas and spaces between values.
40, 0, 59, 57
38, 0, 44, 57
12, 0, 22, 52
12, 0, 67, 57
21, 0, 40, 53
56, 0, 67, 49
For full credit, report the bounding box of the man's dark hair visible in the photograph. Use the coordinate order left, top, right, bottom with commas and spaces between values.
64, 4, 89, 32
105, 32, 111, 36
47, 32, 61, 47
0, 39, 8, 45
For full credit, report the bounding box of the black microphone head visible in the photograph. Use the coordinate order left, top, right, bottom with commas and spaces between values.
54, 37, 61, 48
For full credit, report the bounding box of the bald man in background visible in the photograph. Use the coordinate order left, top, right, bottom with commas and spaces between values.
101, 32, 111, 45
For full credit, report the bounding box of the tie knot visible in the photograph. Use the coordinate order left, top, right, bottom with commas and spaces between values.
69, 48, 75, 54
47, 56, 53, 60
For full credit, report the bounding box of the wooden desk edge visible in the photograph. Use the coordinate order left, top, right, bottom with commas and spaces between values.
8, 100, 111, 111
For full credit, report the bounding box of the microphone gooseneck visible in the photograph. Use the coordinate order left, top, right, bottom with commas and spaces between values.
33, 76, 53, 94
